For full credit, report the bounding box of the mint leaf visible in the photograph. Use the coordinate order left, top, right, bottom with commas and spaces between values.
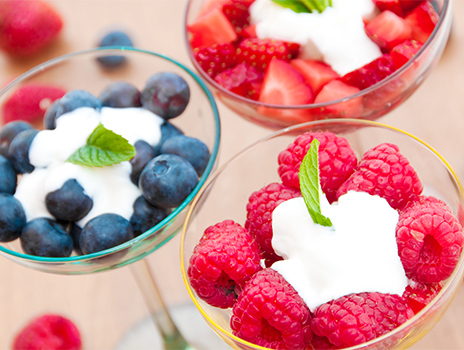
299, 139, 332, 227
272, 0, 331, 13
67, 123, 136, 167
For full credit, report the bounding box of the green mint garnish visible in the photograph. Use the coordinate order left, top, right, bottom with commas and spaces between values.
271, 0, 332, 13
67, 123, 136, 167
299, 139, 333, 227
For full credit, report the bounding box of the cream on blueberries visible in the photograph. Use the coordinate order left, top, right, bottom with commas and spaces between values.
249, 0, 382, 75
271, 190, 408, 311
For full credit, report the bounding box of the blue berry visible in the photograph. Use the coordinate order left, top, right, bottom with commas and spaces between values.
130, 140, 156, 185
69, 223, 83, 255
0, 121, 33, 157
20, 218, 73, 257
8, 128, 38, 174
141, 72, 190, 120
139, 154, 199, 209
79, 213, 134, 254
97, 30, 134, 68
45, 179, 93, 222
52, 90, 102, 126
0, 155, 17, 194
153, 122, 184, 156
0, 193, 26, 242
43, 99, 61, 130
160, 135, 210, 176
130, 196, 169, 236
99, 81, 141, 108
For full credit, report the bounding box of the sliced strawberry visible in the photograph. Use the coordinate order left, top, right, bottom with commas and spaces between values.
214, 62, 264, 100
365, 10, 412, 51
373, 0, 405, 17
400, 0, 424, 14
197, 0, 228, 17
314, 80, 363, 118
188, 7, 237, 48
405, 1, 439, 44
291, 59, 339, 94
222, 0, 250, 34
341, 54, 397, 90
193, 43, 237, 78
241, 24, 257, 38
391, 39, 423, 68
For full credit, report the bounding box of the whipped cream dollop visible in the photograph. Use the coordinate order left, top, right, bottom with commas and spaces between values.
271, 191, 407, 311
15, 107, 164, 227
249, 0, 382, 75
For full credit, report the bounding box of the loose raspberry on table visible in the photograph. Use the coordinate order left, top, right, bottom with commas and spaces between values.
193, 43, 237, 78
336, 143, 423, 210
245, 182, 301, 265
231, 268, 313, 349
277, 132, 358, 203
396, 196, 464, 283
311, 292, 414, 348
188, 220, 262, 308
403, 279, 443, 314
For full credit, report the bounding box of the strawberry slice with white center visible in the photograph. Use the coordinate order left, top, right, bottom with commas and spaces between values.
365, 10, 412, 51
291, 59, 339, 95
405, 1, 439, 44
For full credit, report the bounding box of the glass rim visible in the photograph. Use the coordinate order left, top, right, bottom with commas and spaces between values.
0, 46, 221, 263
180, 118, 464, 350
183, 0, 451, 110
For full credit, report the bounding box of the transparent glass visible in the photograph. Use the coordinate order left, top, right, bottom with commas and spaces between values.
184, 0, 452, 130
180, 119, 464, 350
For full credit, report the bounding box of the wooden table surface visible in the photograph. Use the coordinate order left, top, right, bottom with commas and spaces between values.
0, 1, 464, 349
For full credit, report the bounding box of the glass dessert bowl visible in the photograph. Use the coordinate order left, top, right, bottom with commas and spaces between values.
184, 0, 452, 130
180, 119, 464, 350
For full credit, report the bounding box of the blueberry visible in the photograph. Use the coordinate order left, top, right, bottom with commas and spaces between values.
130, 196, 169, 236
153, 122, 184, 156
43, 99, 61, 130
45, 179, 93, 222
97, 30, 134, 68
79, 213, 134, 255
141, 72, 190, 120
0, 193, 26, 242
52, 90, 102, 126
0, 155, 17, 194
0, 121, 33, 157
139, 154, 199, 209
160, 135, 210, 176
20, 218, 73, 257
8, 128, 38, 174
130, 140, 156, 185
99, 81, 142, 108
69, 223, 83, 255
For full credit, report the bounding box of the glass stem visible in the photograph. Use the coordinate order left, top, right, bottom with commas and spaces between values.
130, 258, 194, 350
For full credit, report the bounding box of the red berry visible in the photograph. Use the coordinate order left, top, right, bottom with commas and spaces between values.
291, 59, 339, 95
374, 0, 405, 17
403, 279, 443, 314
188, 220, 262, 308
336, 143, 423, 210
214, 62, 264, 100
311, 292, 414, 348
231, 268, 313, 349
193, 43, 237, 78
313, 79, 363, 118
278, 132, 358, 203
396, 196, 464, 283
405, 1, 439, 44
0, 0, 63, 57
222, 0, 250, 34
12, 314, 81, 350
2, 84, 66, 123
390, 39, 423, 68
365, 10, 412, 51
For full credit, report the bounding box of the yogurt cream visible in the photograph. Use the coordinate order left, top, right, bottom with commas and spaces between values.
271, 190, 408, 311
249, 0, 382, 75
15, 107, 164, 227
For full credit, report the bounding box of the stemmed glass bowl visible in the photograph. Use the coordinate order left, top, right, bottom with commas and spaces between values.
184, 0, 452, 130
180, 119, 464, 350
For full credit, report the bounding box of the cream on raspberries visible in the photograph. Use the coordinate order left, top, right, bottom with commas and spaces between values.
249, 0, 382, 75
271, 190, 408, 311
14, 106, 164, 227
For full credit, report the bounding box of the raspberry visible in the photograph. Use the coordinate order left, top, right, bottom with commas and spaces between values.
308, 335, 338, 350
396, 196, 464, 283
336, 143, 423, 210
277, 132, 358, 203
403, 279, 443, 314
245, 182, 301, 265
12, 314, 81, 350
311, 292, 414, 348
231, 268, 313, 349
188, 220, 262, 308
193, 43, 237, 78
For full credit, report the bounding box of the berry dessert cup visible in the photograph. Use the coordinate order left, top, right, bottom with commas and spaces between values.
181, 119, 464, 350
184, 0, 452, 129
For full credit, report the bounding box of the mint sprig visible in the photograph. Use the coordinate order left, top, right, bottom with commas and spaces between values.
271, 0, 332, 13
299, 139, 332, 227
67, 123, 136, 167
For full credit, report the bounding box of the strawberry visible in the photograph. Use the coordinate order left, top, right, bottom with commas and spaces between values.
241, 24, 257, 38
187, 7, 237, 48
0, 0, 63, 57
405, 1, 439, 44
400, 0, 423, 14
313, 80, 363, 118
373, 0, 405, 17
365, 10, 412, 51
290, 59, 339, 94
391, 39, 423, 68
193, 43, 237, 78
214, 62, 264, 100
222, 0, 250, 34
